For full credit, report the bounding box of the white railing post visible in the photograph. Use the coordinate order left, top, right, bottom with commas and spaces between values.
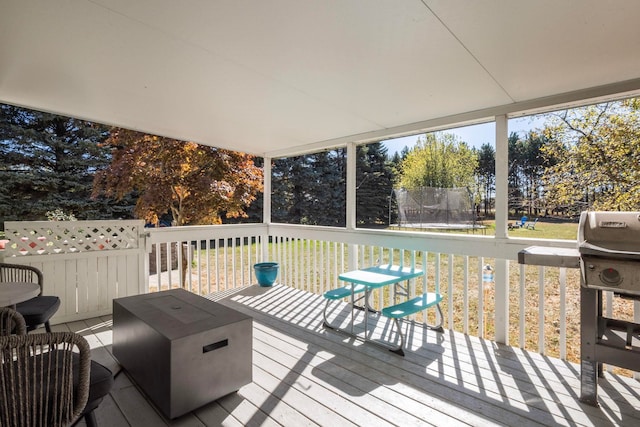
538, 266, 545, 355
463, 256, 469, 334
519, 264, 526, 349
494, 258, 509, 344
559, 267, 567, 360
140, 229, 149, 295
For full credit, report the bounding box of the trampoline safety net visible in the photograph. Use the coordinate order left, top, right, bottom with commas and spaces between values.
393, 187, 475, 229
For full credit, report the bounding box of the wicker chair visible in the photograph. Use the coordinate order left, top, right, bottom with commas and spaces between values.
0, 331, 91, 427
0, 262, 61, 332
0, 308, 114, 427
0, 306, 27, 335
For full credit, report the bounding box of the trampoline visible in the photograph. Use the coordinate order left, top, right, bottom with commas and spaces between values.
392, 187, 484, 232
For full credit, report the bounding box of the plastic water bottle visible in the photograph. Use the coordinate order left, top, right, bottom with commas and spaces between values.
482, 264, 494, 336
482, 265, 494, 285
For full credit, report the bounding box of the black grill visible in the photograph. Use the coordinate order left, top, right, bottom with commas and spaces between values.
579, 211, 640, 296
578, 211, 640, 406
518, 211, 640, 407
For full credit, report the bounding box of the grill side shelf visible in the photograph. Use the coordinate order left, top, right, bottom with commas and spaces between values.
517, 246, 580, 269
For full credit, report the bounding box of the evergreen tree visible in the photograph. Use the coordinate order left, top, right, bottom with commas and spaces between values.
507, 132, 526, 215
0, 104, 133, 224
356, 143, 394, 227
310, 150, 346, 226
521, 131, 548, 216
271, 150, 346, 226
271, 155, 313, 224
475, 143, 495, 217
507, 131, 553, 217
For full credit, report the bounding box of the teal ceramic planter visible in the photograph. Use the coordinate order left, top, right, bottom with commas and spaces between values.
254, 262, 279, 286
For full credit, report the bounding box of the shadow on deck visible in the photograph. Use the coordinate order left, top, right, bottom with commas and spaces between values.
61, 284, 640, 426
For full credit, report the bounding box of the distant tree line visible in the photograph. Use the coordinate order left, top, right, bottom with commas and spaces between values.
271, 143, 396, 227
2, 99, 639, 230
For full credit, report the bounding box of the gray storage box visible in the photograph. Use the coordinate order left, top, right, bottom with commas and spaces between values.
113, 289, 252, 419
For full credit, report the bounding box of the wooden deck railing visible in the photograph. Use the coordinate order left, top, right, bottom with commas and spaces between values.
3, 220, 594, 363
143, 222, 586, 362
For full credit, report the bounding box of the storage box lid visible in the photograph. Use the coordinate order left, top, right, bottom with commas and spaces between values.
114, 289, 251, 339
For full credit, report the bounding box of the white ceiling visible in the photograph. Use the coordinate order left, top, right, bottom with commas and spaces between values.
2, 0, 640, 157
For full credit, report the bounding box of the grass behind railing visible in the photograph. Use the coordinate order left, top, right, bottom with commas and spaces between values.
396, 218, 579, 240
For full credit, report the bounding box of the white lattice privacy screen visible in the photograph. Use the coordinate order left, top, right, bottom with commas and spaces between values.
3, 220, 144, 256
1, 220, 147, 323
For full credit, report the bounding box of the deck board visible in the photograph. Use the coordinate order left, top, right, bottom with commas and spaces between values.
52, 285, 640, 426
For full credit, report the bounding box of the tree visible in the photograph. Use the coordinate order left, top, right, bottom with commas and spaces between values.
310, 150, 346, 226
505, 131, 550, 216
475, 143, 495, 216
223, 156, 264, 224
92, 129, 263, 226
271, 155, 314, 224
520, 131, 552, 216
0, 104, 131, 223
540, 99, 640, 212
356, 143, 395, 226
397, 133, 478, 189
507, 131, 530, 216
271, 149, 346, 226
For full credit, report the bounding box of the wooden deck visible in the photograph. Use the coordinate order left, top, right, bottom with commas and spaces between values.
53, 285, 640, 426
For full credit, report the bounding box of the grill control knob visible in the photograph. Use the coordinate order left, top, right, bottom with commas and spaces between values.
600, 267, 622, 286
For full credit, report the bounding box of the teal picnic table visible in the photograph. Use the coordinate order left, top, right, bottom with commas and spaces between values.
323, 264, 443, 356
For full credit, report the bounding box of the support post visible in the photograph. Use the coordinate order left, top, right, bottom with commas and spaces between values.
262, 157, 272, 262
494, 114, 508, 238
346, 143, 358, 270
494, 114, 509, 343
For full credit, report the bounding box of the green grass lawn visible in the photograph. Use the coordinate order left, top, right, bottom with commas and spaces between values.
401, 218, 579, 240
487, 218, 579, 240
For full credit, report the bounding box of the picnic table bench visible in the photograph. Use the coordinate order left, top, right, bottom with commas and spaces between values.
322, 265, 443, 356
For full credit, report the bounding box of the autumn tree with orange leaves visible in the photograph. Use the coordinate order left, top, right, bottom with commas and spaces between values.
92, 129, 263, 226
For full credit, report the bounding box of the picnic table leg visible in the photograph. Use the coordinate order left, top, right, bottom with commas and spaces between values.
363, 288, 370, 339
322, 299, 334, 329
388, 318, 406, 356
363, 290, 377, 313
350, 288, 355, 334
425, 303, 445, 333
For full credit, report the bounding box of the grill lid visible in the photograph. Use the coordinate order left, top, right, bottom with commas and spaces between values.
578, 211, 640, 259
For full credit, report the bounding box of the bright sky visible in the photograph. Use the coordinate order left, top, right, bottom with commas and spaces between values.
382, 115, 548, 154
